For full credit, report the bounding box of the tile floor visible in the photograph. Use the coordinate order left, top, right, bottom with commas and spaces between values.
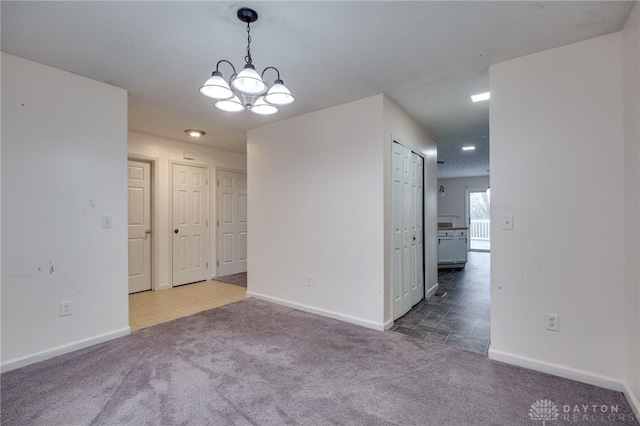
129, 280, 246, 331
390, 251, 491, 355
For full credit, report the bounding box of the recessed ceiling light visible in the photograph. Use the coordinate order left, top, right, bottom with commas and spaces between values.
471, 92, 490, 102
462, 146, 476, 151
185, 129, 206, 138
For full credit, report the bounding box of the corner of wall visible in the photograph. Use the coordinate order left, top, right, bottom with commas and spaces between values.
623, 0, 640, 417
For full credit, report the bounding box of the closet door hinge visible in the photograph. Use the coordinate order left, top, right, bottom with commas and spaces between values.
217, 260, 219, 267
206, 262, 209, 269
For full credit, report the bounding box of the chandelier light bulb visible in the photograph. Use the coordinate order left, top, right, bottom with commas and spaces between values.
200, 72, 234, 100
264, 80, 294, 106
215, 95, 245, 112
251, 96, 279, 115
232, 65, 268, 95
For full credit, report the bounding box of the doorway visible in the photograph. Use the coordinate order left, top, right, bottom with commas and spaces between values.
216, 170, 248, 277
467, 189, 491, 251
128, 160, 152, 294
172, 163, 210, 286
392, 141, 425, 320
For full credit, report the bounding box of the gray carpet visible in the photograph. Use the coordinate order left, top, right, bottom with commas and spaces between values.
1, 298, 636, 425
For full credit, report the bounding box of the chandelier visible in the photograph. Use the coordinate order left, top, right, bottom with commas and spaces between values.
199, 7, 295, 115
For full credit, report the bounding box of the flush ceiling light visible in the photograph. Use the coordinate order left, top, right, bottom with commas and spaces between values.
185, 129, 206, 137
462, 146, 476, 151
471, 92, 490, 102
200, 7, 295, 115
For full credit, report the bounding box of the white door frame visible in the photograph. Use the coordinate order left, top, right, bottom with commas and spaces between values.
214, 167, 248, 278
127, 155, 159, 291
169, 160, 211, 287
391, 138, 426, 321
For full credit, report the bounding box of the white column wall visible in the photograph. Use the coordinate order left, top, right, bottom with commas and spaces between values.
247, 95, 386, 329
489, 33, 625, 387
623, 2, 640, 416
127, 131, 247, 288
1, 53, 129, 370
382, 96, 438, 323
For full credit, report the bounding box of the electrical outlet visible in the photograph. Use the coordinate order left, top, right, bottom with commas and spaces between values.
546, 313, 559, 331
306, 275, 312, 287
60, 301, 72, 317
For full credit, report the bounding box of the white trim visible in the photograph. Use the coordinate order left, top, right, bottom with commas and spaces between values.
0, 327, 131, 373
247, 292, 387, 331
426, 282, 439, 298
488, 347, 624, 392
623, 383, 640, 419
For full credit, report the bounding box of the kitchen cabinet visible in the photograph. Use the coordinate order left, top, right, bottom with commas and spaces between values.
438, 228, 468, 268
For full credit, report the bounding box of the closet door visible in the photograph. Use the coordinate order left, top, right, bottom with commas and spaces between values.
392, 142, 425, 319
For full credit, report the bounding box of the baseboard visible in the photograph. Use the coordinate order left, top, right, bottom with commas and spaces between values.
426, 283, 439, 298
488, 347, 625, 392
623, 383, 640, 419
1, 327, 131, 373
382, 319, 394, 330
246, 291, 386, 331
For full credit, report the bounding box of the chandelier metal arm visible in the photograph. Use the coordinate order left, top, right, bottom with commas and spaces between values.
214, 59, 237, 78
261, 66, 282, 82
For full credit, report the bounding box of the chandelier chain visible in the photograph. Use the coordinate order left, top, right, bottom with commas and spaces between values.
245, 22, 253, 65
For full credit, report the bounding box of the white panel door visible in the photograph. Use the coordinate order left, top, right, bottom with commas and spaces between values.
392, 143, 405, 317
217, 170, 248, 277
392, 142, 425, 320
172, 164, 209, 286
410, 152, 425, 307
128, 161, 152, 294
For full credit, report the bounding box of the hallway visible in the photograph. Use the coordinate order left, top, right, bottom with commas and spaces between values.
390, 251, 490, 355
129, 280, 246, 331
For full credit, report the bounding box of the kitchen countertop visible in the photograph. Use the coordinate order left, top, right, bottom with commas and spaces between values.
437, 227, 469, 230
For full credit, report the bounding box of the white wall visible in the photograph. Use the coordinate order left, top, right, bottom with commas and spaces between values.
128, 131, 247, 289
437, 176, 490, 222
489, 33, 626, 388
247, 95, 386, 329
623, 2, 640, 415
247, 94, 436, 329
1, 54, 129, 370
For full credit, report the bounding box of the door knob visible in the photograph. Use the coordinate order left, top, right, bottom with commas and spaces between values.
174, 229, 179, 234
145, 229, 152, 235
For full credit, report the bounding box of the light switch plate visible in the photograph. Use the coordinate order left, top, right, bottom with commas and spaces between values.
102, 215, 113, 229
502, 214, 513, 230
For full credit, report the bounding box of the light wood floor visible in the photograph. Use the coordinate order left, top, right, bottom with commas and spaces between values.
129, 280, 246, 331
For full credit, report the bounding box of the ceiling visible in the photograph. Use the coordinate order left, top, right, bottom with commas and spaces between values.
1, 1, 635, 178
